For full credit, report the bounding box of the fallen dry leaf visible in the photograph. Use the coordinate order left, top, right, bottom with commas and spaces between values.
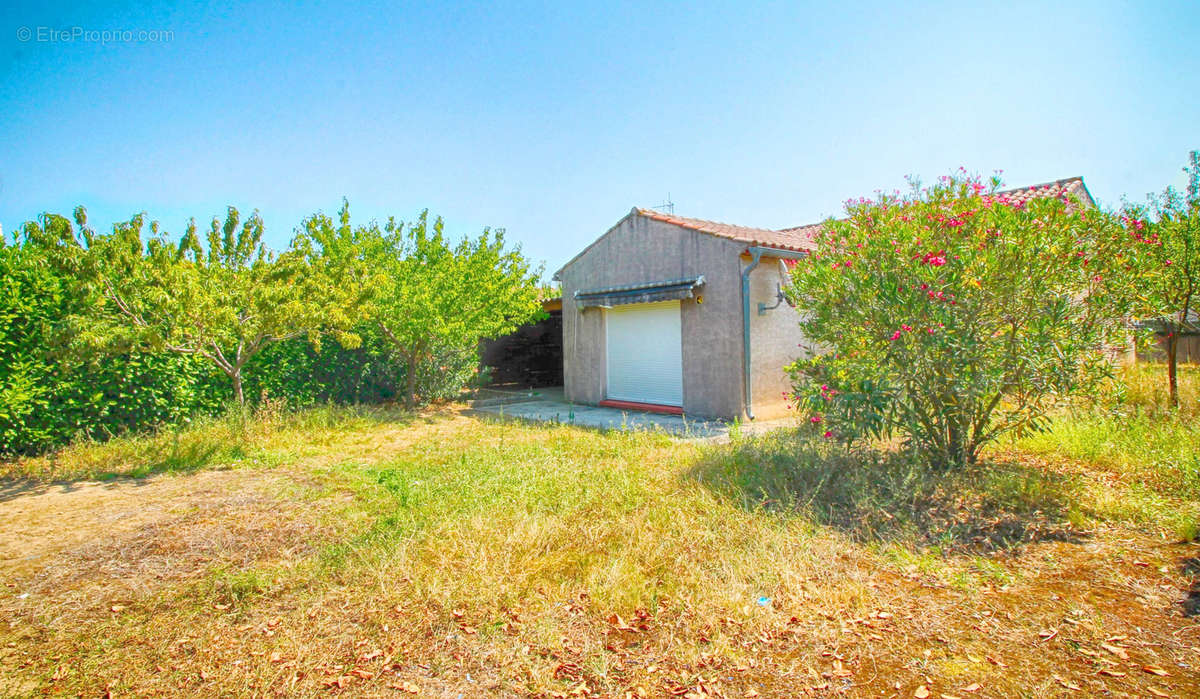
608, 613, 636, 631
358, 649, 383, 663
915, 686, 931, 699
1097, 668, 1126, 678
1142, 665, 1169, 676
1101, 643, 1129, 660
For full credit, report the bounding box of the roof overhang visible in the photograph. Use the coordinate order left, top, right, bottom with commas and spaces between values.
574, 276, 705, 309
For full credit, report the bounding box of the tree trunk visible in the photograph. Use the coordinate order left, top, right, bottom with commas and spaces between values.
1166, 327, 1179, 409
404, 353, 417, 409
943, 421, 968, 471
232, 370, 245, 407
376, 322, 420, 409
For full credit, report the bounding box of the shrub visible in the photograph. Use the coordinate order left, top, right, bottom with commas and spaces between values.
243, 327, 407, 406
785, 172, 1143, 470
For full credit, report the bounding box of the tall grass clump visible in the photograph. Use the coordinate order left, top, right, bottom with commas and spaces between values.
690, 429, 1078, 552
0, 401, 406, 482
1014, 364, 1200, 500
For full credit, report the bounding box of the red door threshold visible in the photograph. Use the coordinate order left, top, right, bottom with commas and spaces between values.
597, 399, 684, 415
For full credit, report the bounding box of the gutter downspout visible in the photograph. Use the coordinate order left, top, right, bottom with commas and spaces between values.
740, 245, 809, 420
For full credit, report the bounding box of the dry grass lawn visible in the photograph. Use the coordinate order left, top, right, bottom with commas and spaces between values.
1, 372, 1198, 698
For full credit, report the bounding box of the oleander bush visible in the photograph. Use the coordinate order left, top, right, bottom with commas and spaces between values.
785, 171, 1148, 469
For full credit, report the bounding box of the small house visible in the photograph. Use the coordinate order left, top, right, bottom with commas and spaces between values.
553, 177, 1094, 420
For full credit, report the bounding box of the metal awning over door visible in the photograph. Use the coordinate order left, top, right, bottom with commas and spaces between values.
575, 276, 704, 309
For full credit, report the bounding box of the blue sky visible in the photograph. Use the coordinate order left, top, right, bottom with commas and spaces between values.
2, 1, 1198, 275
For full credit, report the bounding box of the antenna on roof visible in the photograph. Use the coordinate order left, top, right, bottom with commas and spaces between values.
651, 193, 675, 214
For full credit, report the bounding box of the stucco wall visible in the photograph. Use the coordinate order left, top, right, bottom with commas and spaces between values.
746, 255, 813, 420
558, 212, 746, 418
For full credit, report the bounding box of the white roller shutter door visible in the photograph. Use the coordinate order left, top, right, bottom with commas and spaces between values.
605, 301, 683, 406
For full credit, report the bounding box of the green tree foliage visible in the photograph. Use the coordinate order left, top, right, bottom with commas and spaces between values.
2, 199, 538, 455
242, 329, 406, 406
30, 207, 363, 406
785, 172, 1142, 470
1, 222, 225, 455
296, 202, 543, 406
1122, 151, 1200, 408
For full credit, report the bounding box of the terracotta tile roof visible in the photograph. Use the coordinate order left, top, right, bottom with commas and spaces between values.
556, 177, 1095, 278
643, 177, 1095, 253
776, 176, 1095, 242
991, 176, 1094, 209
635, 208, 818, 252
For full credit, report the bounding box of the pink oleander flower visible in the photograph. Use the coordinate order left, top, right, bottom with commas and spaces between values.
810, 415, 822, 424
890, 330, 903, 341
823, 430, 833, 439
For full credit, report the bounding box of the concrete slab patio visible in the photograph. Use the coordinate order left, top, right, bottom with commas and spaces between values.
468, 387, 796, 440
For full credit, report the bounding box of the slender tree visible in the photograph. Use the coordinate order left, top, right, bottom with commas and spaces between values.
297, 202, 543, 407
1124, 151, 1200, 407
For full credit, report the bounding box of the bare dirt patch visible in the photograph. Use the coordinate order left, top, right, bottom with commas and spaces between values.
1, 469, 280, 580
0, 467, 336, 694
